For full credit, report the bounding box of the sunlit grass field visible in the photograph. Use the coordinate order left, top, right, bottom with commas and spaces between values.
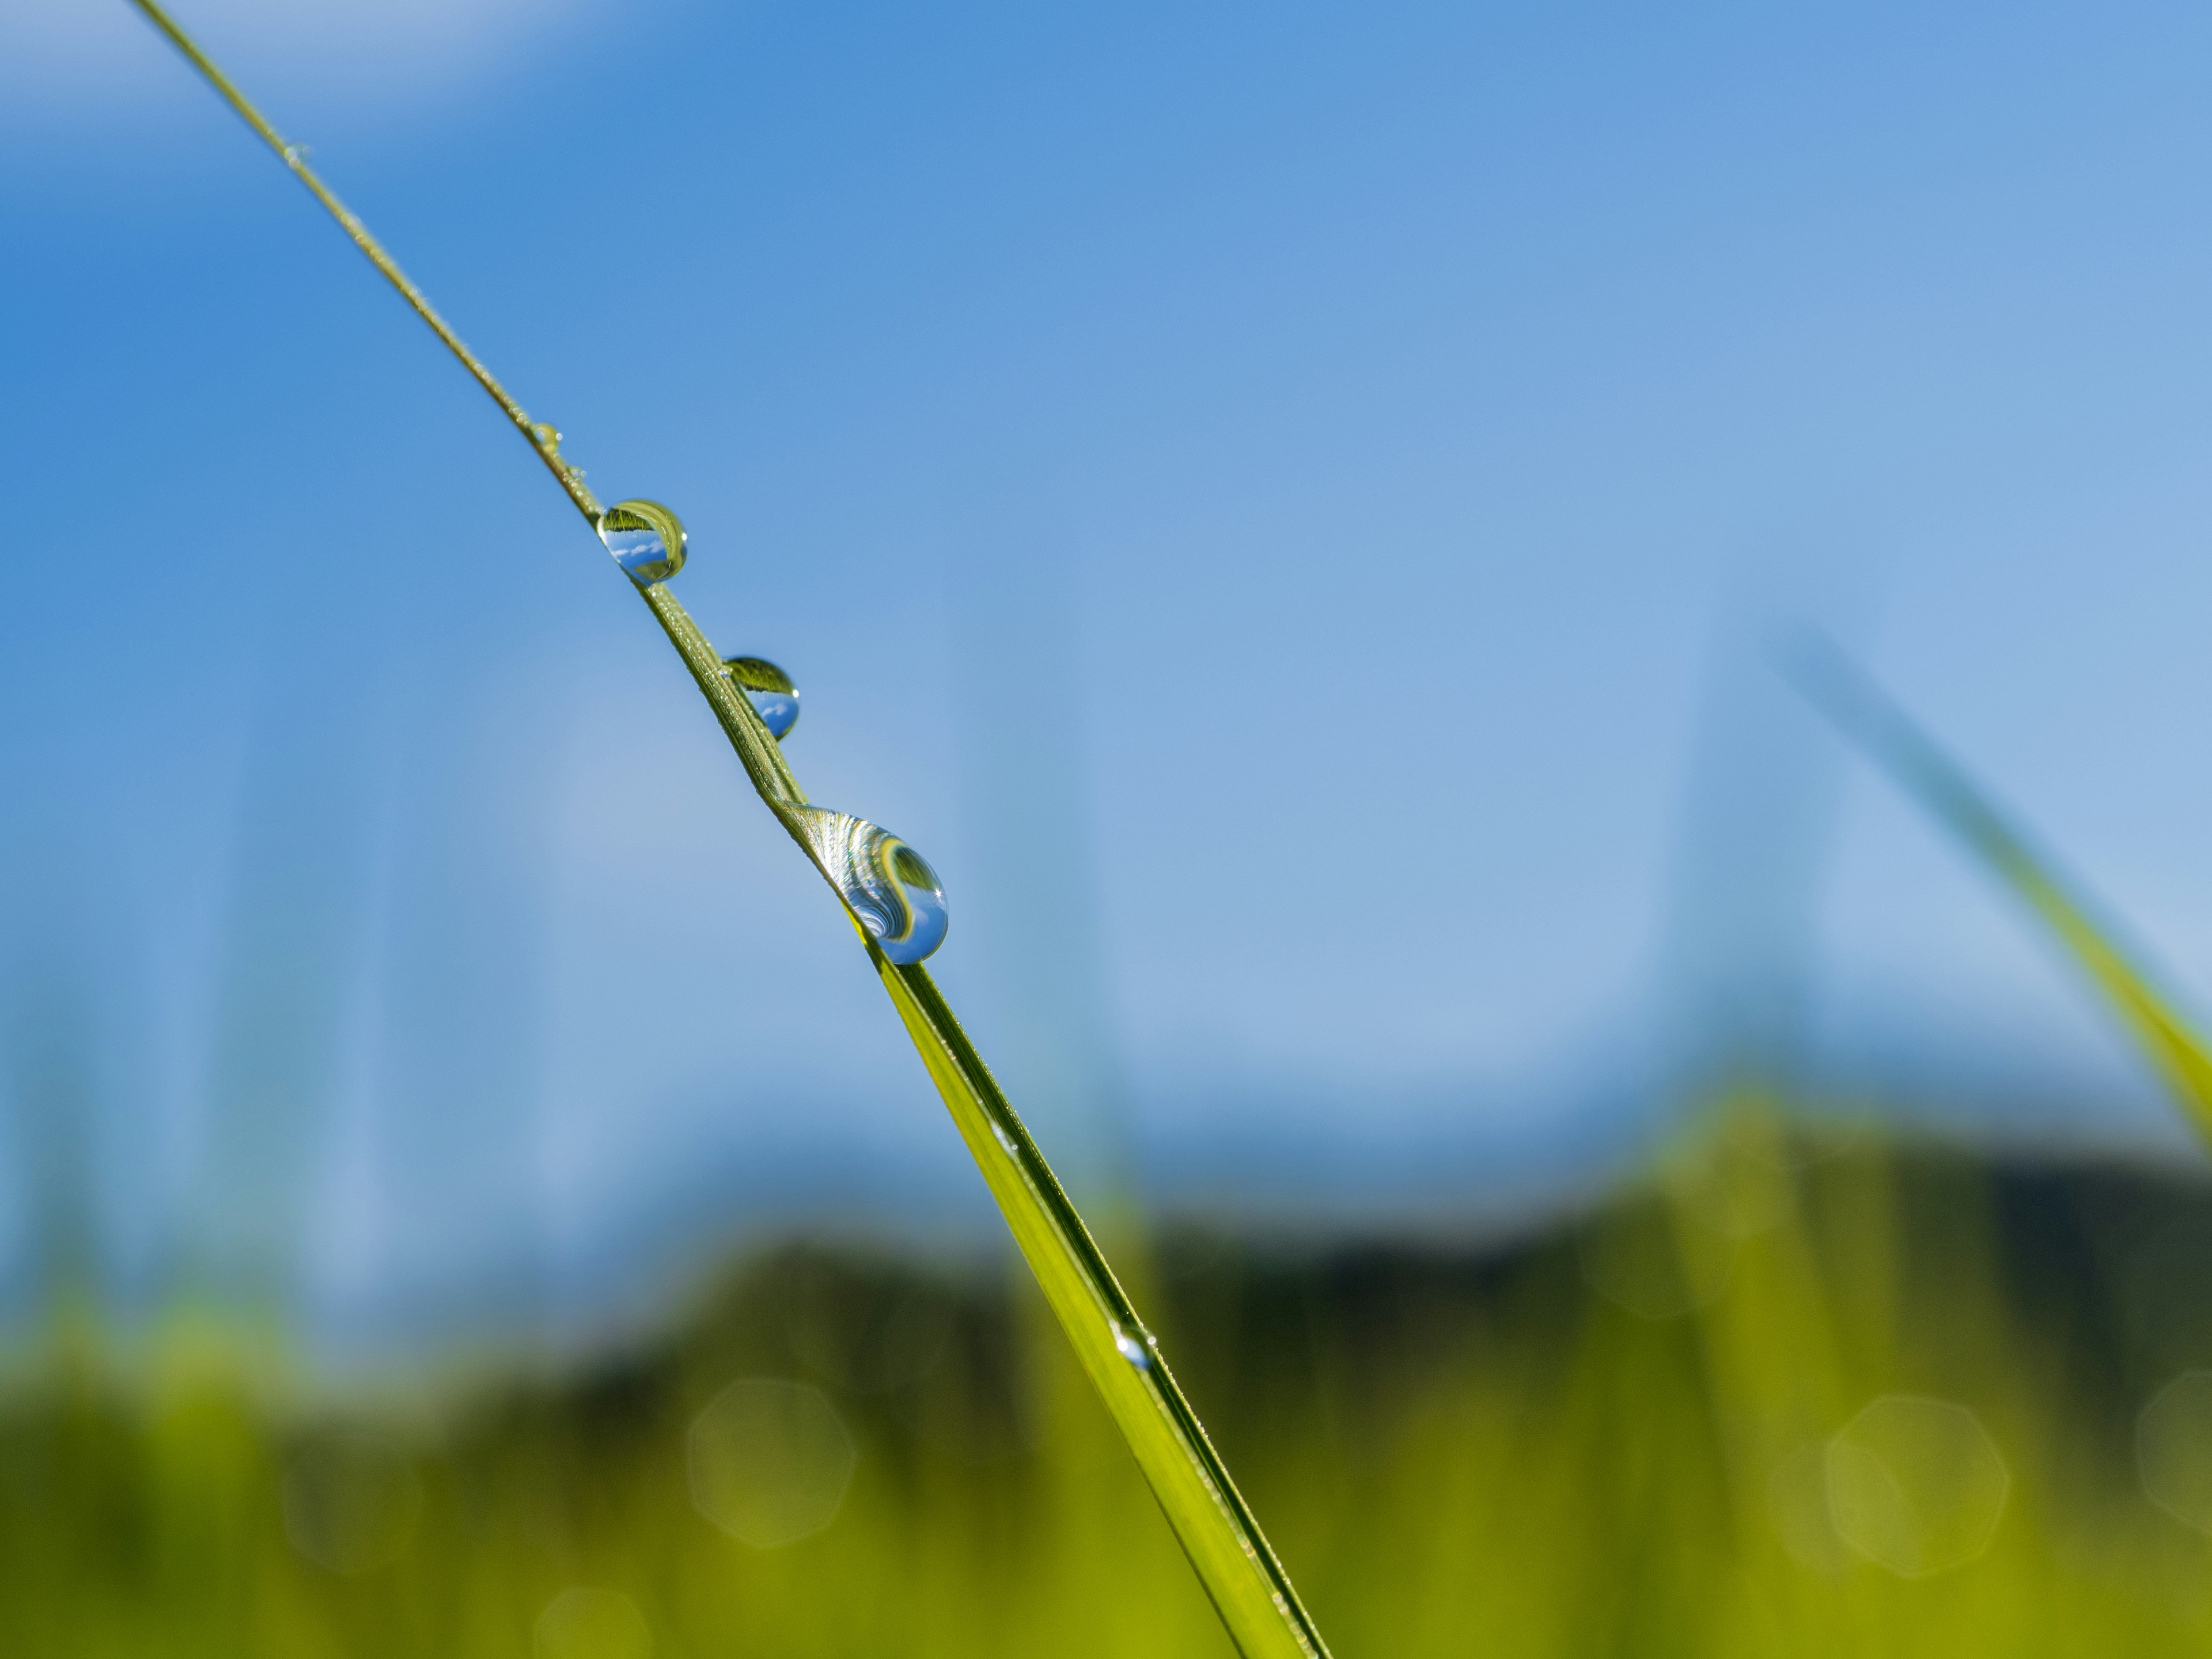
9, 1101, 2212, 1657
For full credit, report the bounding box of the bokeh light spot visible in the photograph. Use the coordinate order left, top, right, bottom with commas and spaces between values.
686, 1378, 857, 1548
783, 1262, 955, 1394
2135, 1370, 2212, 1532
1767, 1441, 1853, 1577
280, 1427, 424, 1574
534, 1586, 653, 1659
1826, 1395, 2008, 1577
1576, 1192, 1734, 1320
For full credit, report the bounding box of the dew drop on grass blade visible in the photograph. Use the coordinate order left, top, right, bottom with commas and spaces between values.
1787, 635, 2212, 1146
722, 657, 801, 740
124, 4, 1331, 1653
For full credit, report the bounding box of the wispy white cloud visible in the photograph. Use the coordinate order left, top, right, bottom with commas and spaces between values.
2, 0, 608, 131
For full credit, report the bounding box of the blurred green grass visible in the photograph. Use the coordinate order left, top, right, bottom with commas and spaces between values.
9, 1100, 2212, 1657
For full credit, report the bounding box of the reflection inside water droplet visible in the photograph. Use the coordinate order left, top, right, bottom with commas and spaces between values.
989, 1120, 1019, 1157
597, 499, 686, 586
790, 808, 948, 964
1111, 1321, 1152, 1369
722, 656, 800, 739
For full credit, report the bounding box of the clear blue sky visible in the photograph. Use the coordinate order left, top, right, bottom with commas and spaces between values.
7, 0, 2212, 1346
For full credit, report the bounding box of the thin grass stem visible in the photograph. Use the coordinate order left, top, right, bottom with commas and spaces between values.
127, 4, 1330, 1652
123, 0, 600, 524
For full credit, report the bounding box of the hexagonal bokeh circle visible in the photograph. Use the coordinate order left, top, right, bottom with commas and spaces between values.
2137, 1371, 2212, 1532
1575, 1194, 1734, 1320
1826, 1394, 2009, 1577
281, 1427, 425, 1575
535, 1586, 654, 1659
687, 1378, 858, 1549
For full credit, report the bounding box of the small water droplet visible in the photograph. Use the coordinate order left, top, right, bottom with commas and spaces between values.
722, 656, 800, 740
791, 808, 948, 965
989, 1119, 1019, 1157
531, 421, 563, 449
282, 143, 310, 165
597, 499, 685, 586
1110, 1321, 1152, 1369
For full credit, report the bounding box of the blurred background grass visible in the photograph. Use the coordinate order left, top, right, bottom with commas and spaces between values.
16, 1099, 2212, 1656
20, 2, 2212, 1652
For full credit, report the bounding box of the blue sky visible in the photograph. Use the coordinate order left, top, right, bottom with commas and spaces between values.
8, 1, 2212, 1345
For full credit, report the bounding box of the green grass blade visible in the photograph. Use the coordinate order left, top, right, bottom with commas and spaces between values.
638, 583, 1330, 1659
1788, 637, 2212, 1145
878, 964, 1325, 1657
130, 5, 1332, 1650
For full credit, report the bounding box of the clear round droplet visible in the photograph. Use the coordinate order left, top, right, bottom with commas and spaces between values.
1111, 1320, 1153, 1370
723, 656, 800, 740
597, 498, 687, 586
791, 807, 948, 965
531, 421, 563, 449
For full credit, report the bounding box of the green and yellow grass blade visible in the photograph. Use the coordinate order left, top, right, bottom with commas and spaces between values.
876, 966, 1322, 1656
128, 3, 1328, 1652
636, 585, 1328, 1657
1789, 637, 2212, 1145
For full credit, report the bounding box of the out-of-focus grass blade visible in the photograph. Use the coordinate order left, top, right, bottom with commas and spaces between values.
1787, 636, 2212, 1145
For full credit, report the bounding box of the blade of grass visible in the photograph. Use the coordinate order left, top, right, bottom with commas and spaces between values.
1785, 635, 2212, 1145
126, 5, 1328, 1652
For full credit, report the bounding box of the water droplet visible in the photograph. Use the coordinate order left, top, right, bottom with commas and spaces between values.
989, 1120, 1020, 1157
531, 421, 563, 449
1110, 1320, 1153, 1369
282, 143, 310, 165
791, 808, 948, 964
723, 656, 800, 740
597, 498, 686, 586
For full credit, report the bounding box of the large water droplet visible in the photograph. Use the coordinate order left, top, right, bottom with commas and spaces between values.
597, 499, 686, 586
791, 808, 948, 964
724, 656, 800, 740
